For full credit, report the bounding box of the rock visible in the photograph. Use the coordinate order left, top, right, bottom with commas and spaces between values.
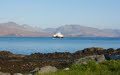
0, 72, 3, 75
95, 55, 106, 62
27, 74, 32, 75
108, 55, 120, 60
64, 68, 70, 70
4, 73, 11, 75
24, 74, 32, 75
83, 47, 104, 52
75, 55, 106, 64
13, 73, 23, 75
30, 67, 40, 72
38, 66, 58, 74
0, 72, 11, 75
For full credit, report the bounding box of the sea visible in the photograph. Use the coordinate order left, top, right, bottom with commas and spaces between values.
0, 37, 120, 55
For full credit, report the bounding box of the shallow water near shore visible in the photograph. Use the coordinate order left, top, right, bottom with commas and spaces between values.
0, 37, 120, 54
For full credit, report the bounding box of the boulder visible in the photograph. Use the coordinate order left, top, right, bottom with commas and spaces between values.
64, 68, 70, 71
0, 72, 11, 75
38, 66, 58, 74
27, 74, 32, 75
75, 55, 106, 64
95, 55, 106, 62
30, 67, 40, 73
13, 73, 23, 75
108, 55, 120, 60
24, 74, 32, 75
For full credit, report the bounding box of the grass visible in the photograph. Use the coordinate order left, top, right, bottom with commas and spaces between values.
35, 60, 120, 75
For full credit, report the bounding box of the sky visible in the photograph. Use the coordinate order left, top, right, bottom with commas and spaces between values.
0, 0, 120, 29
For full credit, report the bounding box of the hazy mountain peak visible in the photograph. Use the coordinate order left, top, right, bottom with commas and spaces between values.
44, 24, 120, 37
0, 22, 120, 37
0, 22, 49, 37
21, 24, 33, 28
7, 21, 17, 24
5, 21, 18, 26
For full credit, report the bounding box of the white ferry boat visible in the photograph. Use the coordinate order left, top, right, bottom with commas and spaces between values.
53, 32, 64, 38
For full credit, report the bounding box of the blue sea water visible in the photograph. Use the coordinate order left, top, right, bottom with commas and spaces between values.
0, 37, 120, 54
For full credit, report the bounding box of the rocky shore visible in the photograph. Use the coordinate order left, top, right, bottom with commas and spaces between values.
0, 47, 120, 74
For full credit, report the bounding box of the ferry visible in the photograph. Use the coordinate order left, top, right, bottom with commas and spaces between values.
53, 32, 64, 38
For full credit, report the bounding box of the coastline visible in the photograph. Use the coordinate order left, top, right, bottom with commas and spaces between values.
0, 47, 120, 74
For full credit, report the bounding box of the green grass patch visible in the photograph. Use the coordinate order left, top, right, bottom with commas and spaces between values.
36, 60, 120, 75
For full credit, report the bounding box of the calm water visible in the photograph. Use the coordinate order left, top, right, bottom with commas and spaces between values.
0, 37, 120, 54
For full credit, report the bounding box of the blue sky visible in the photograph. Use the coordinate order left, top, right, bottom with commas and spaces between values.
0, 0, 120, 29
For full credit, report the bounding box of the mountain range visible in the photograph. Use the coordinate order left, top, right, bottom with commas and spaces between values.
0, 22, 120, 37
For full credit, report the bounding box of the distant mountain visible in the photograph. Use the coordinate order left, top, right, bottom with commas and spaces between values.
0, 22, 120, 37
0, 22, 50, 37
44, 25, 120, 37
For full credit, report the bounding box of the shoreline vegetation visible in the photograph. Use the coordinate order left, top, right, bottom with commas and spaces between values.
0, 47, 120, 75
